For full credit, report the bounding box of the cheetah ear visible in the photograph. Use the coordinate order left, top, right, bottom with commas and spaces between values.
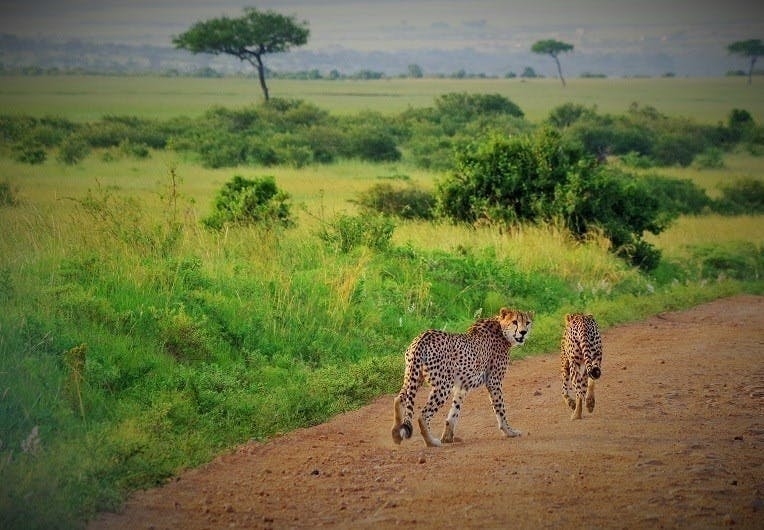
500, 307, 510, 318
565, 313, 573, 323
528, 311, 534, 320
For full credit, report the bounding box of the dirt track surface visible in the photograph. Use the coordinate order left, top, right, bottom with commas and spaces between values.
92, 295, 764, 529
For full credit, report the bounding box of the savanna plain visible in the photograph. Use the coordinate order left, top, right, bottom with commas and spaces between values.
0, 76, 762, 529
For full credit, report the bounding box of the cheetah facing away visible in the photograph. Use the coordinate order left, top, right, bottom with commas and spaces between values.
561, 313, 603, 420
391, 308, 533, 447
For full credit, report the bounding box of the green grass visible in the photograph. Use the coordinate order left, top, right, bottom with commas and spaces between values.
0, 80, 762, 529
0, 75, 762, 123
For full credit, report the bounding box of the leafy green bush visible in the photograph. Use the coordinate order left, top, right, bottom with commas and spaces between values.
437, 128, 672, 269
0, 180, 18, 206
434, 92, 524, 120
203, 175, 294, 230
56, 135, 91, 165
712, 178, 764, 214
690, 242, 762, 280
619, 151, 655, 168
318, 213, 395, 253
356, 183, 435, 219
693, 147, 725, 169
546, 103, 597, 129
12, 142, 47, 164
560, 103, 722, 167
641, 174, 712, 215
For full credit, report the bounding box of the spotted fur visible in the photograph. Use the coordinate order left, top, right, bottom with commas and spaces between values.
561, 313, 603, 420
391, 308, 533, 447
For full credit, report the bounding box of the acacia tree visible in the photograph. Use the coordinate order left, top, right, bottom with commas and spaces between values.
173, 7, 309, 101
531, 39, 574, 87
727, 39, 764, 85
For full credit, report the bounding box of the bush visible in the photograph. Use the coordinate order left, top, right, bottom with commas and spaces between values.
437, 128, 672, 269
692, 147, 725, 169
546, 103, 597, 129
641, 174, 712, 215
57, 135, 91, 165
202, 175, 294, 230
355, 183, 435, 219
346, 126, 401, 162
13, 142, 47, 164
318, 213, 395, 253
713, 178, 764, 215
0, 180, 18, 206
434, 92, 524, 120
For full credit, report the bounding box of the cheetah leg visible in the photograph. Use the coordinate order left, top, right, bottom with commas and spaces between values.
486, 376, 521, 437
391, 360, 422, 444
441, 385, 467, 443
571, 364, 585, 420
585, 377, 596, 413
561, 352, 576, 410
391, 395, 409, 444
418, 384, 449, 447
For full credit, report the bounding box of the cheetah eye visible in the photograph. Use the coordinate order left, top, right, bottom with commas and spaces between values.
512, 320, 518, 325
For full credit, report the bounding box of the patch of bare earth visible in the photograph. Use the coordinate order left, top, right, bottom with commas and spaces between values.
91, 295, 764, 529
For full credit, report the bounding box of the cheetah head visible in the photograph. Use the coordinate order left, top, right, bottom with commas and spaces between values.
498, 308, 533, 346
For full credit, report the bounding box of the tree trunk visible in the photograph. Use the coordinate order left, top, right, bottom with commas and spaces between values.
554, 55, 566, 87
255, 55, 270, 101
748, 56, 757, 85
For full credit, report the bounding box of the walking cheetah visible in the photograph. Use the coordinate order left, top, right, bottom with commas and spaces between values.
391, 308, 533, 447
561, 313, 602, 420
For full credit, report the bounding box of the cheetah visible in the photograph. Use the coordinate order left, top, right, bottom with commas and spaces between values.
560, 313, 603, 420
391, 308, 533, 447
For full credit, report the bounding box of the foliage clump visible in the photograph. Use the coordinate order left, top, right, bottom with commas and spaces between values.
437, 128, 675, 269
318, 213, 395, 253
355, 183, 435, 219
203, 175, 294, 230
713, 178, 764, 215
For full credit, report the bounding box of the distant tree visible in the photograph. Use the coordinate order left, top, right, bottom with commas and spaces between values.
520, 66, 537, 78
408, 64, 424, 78
531, 39, 574, 86
727, 39, 764, 85
172, 7, 309, 101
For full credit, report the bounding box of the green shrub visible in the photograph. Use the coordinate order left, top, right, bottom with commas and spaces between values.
692, 147, 725, 169
318, 213, 395, 253
203, 175, 294, 230
356, 183, 435, 219
437, 128, 671, 269
346, 126, 401, 162
726, 108, 756, 143
12, 142, 47, 164
57, 135, 91, 165
546, 103, 597, 129
641, 174, 712, 215
690, 242, 762, 280
619, 151, 655, 168
712, 178, 764, 214
434, 92, 524, 120
0, 180, 18, 206
119, 139, 150, 159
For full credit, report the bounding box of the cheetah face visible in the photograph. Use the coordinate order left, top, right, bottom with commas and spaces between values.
498, 308, 533, 346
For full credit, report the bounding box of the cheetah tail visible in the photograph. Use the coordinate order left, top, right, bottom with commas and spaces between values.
391, 395, 413, 444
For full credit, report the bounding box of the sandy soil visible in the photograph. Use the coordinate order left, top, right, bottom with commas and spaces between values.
91, 295, 764, 529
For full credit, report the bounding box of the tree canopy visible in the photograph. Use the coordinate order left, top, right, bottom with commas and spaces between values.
173, 7, 309, 101
531, 39, 574, 87
727, 39, 763, 85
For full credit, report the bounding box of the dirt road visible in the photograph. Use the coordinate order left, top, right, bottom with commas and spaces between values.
91, 295, 764, 529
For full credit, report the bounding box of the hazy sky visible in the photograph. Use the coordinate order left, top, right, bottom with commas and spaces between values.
0, 0, 761, 56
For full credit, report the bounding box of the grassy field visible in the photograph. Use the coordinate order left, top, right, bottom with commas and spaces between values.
0, 76, 762, 529
0, 75, 762, 123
